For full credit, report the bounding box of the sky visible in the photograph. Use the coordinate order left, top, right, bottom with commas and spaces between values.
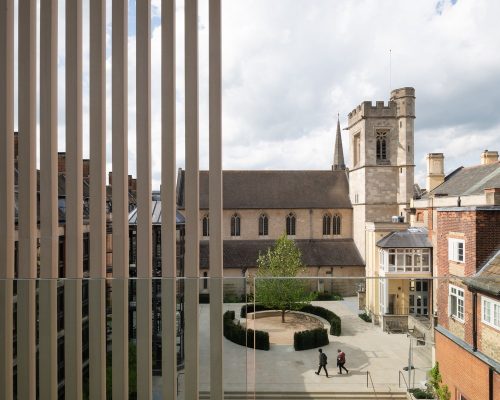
14, 0, 500, 190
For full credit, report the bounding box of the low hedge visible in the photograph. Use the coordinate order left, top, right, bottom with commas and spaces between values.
299, 305, 342, 336
408, 388, 434, 399
223, 310, 270, 350
240, 303, 271, 318
358, 312, 372, 323
294, 328, 329, 351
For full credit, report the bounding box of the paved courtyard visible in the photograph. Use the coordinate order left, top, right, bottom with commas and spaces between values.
155, 297, 433, 397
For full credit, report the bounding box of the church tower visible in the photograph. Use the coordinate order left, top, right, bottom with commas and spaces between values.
347, 87, 415, 260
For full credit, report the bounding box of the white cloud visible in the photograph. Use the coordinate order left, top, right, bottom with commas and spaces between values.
13, 0, 500, 190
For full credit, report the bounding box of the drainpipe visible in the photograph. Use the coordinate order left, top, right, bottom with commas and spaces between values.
472, 291, 477, 352
489, 367, 494, 400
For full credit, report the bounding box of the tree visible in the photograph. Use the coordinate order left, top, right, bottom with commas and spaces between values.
255, 234, 314, 322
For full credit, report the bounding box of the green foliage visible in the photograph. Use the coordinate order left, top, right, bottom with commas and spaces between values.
223, 310, 270, 350
85, 343, 137, 400
428, 362, 451, 400
294, 328, 329, 351
255, 234, 315, 322
313, 291, 344, 301
300, 304, 342, 336
358, 312, 372, 322
408, 388, 435, 399
240, 303, 271, 318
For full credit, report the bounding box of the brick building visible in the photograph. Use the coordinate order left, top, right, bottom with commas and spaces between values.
411, 151, 500, 399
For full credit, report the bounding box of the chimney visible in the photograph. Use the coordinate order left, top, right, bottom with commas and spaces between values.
58, 152, 66, 174
426, 153, 445, 192
480, 150, 499, 165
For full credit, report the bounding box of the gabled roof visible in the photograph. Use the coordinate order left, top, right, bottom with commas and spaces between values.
177, 170, 351, 210
464, 248, 500, 296
199, 239, 364, 269
429, 162, 500, 197
377, 228, 432, 248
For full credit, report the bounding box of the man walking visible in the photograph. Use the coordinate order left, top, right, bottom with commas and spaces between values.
315, 348, 329, 377
337, 349, 349, 374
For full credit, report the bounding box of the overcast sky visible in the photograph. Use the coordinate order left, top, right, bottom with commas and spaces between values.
15, 0, 500, 190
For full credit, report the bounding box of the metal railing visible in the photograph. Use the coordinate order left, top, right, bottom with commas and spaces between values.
366, 371, 379, 399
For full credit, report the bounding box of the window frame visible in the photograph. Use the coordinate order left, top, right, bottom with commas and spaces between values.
482, 297, 500, 330
322, 213, 331, 236
448, 238, 465, 263
202, 214, 209, 237
286, 212, 296, 236
376, 130, 388, 162
449, 284, 465, 322
230, 213, 241, 237
332, 214, 341, 235
258, 213, 269, 236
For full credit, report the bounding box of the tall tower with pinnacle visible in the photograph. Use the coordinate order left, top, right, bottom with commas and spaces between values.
332, 114, 346, 171
347, 87, 416, 260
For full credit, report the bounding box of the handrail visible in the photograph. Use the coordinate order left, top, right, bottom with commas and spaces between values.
366, 371, 378, 399
399, 370, 409, 390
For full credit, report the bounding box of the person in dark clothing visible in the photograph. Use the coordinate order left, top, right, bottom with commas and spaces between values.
315, 348, 329, 377
337, 349, 348, 374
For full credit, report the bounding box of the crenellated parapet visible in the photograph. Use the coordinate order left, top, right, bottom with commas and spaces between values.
348, 100, 397, 126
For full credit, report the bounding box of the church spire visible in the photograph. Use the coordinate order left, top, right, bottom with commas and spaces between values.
332, 114, 346, 171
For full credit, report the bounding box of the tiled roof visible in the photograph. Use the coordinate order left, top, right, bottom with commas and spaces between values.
199, 239, 364, 269
464, 248, 500, 296
377, 228, 432, 248
177, 170, 352, 210
429, 162, 500, 197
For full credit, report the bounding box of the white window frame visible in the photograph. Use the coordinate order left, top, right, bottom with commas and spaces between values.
482, 297, 500, 330
448, 238, 465, 263
449, 285, 465, 322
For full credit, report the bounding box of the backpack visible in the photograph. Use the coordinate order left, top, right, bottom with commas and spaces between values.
321, 353, 327, 364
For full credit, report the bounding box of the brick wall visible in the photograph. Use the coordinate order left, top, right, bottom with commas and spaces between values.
436, 330, 500, 400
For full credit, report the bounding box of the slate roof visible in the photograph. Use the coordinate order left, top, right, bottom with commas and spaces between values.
377, 228, 432, 248
464, 248, 500, 296
177, 170, 352, 210
128, 200, 185, 225
199, 239, 364, 269
429, 162, 500, 197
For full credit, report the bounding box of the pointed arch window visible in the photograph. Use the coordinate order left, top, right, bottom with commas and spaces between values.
202, 214, 209, 237
333, 214, 341, 235
376, 131, 388, 162
259, 214, 269, 236
231, 213, 241, 237
322, 213, 331, 236
286, 212, 296, 236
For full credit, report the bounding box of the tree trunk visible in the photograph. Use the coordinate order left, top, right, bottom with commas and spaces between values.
282, 309, 285, 323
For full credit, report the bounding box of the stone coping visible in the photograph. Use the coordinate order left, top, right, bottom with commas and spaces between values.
246, 310, 331, 330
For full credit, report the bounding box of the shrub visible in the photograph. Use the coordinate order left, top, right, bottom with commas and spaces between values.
240, 303, 271, 318
223, 310, 270, 351
409, 388, 435, 399
358, 312, 372, 323
314, 292, 344, 301
300, 304, 342, 336
294, 328, 329, 350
